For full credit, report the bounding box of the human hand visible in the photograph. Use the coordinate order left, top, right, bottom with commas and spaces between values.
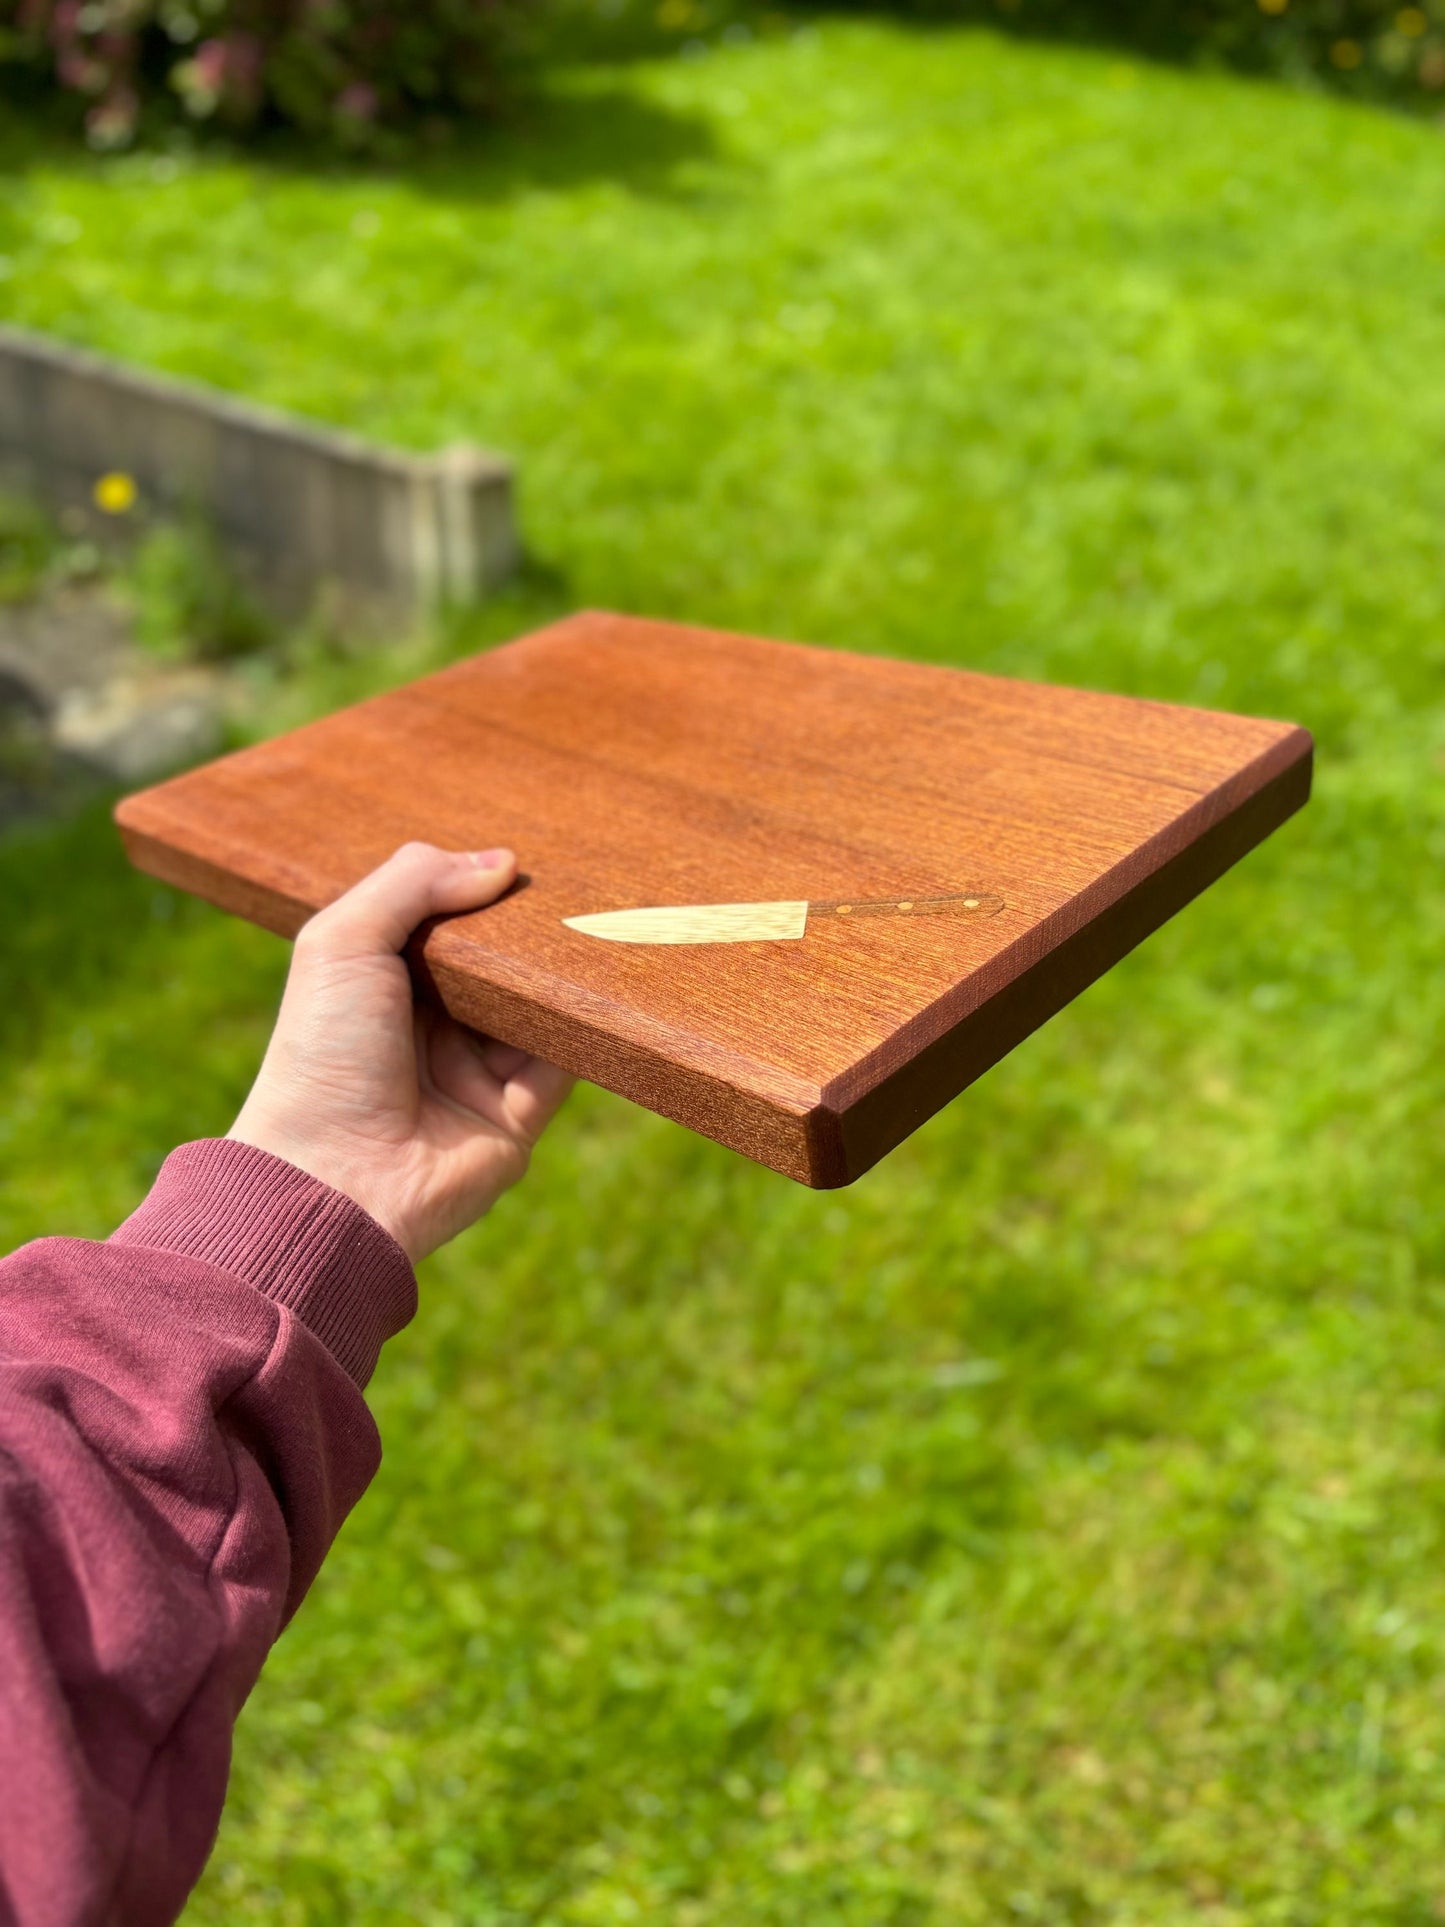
228, 842, 573, 1263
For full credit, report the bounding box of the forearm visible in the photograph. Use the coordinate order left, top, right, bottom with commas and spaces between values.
0, 1140, 415, 1927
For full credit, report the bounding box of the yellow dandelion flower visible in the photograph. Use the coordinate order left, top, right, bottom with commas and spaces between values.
1330, 38, 1364, 68
1397, 7, 1428, 35
93, 471, 138, 515
1258, 0, 1289, 16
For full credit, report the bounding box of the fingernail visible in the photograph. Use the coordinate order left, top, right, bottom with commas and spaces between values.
468, 847, 511, 870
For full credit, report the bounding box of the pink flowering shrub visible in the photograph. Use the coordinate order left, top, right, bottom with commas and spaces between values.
0, 0, 520, 149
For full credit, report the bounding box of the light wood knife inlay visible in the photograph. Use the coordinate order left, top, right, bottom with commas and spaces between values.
562, 894, 1004, 945
564, 900, 810, 944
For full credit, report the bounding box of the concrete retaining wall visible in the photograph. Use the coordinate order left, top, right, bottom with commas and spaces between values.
0, 324, 517, 617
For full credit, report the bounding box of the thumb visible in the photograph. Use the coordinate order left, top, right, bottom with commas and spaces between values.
300, 842, 517, 961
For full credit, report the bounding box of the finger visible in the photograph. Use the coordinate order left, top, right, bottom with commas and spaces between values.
501, 1056, 575, 1145
425, 1013, 573, 1143
301, 842, 516, 961
425, 1018, 572, 1147
477, 1039, 532, 1082
425, 1011, 511, 1126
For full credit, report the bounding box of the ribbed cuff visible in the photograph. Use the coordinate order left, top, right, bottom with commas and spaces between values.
111, 1139, 417, 1389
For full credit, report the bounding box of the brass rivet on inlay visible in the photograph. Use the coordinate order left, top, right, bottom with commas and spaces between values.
836, 904, 852, 915
898, 900, 914, 911
964, 897, 980, 909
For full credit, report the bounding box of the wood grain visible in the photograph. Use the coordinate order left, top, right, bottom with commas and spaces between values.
113, 611, 1313, 1186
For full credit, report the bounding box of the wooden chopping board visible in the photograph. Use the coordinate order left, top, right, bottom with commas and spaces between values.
114, 611, 1312, 1187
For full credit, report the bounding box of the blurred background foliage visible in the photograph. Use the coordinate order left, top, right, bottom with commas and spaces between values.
5, 0, 1445, 151
869, 0, 1445, 102
0, 0, 527, 149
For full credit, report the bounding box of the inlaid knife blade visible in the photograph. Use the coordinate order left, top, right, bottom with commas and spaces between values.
562, 892, 1004, 945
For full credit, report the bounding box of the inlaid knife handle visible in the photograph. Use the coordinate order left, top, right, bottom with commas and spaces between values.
810, 893, 1004, 920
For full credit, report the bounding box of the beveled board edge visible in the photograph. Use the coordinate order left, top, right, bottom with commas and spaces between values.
112, 819, 315, 939
409, 942, 825, 1183
819, 740, 1313, 1186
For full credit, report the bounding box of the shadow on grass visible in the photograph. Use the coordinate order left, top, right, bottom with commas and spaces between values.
0, 66, 726, 209
398, 80, 731, 206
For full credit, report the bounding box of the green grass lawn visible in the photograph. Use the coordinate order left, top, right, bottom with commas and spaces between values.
3, 20, 1444, 1921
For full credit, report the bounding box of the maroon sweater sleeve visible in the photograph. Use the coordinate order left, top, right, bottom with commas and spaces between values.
0, 1139, 417, 1927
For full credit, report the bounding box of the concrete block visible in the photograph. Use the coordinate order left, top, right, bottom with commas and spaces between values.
0, 323, 518, 620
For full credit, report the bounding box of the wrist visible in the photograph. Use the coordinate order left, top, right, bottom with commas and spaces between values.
114, 1138, 417, 1387
226, 1116, 411, 1259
